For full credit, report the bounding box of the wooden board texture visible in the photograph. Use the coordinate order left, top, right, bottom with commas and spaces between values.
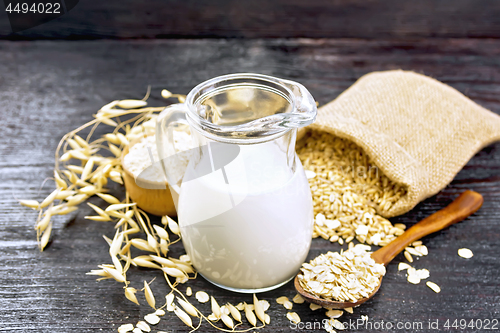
0, 39, 499, 332
1, 0, 500, 39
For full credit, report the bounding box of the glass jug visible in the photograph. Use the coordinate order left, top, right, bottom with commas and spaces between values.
156, 73, 317, 293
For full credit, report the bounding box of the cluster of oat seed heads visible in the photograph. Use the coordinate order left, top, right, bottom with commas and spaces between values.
19, 91, 279, 332
117, 290, 271, 332
19, 90, 184, 251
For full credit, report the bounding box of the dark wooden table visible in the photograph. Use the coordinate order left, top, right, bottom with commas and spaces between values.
1, 38, 499, 332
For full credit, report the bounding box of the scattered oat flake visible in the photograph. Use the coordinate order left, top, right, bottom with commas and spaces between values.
305, 170, 317, 179
165, 297, 175, 312
132, 328, 142, 333
259, 299, 270, 311
333, 319, 346, 330
117, 323, 134, 333
415, 245, 428, 256
195, 291, 210, 303
310, 303, 322, 311
186, 287, 192, 296
292, 294, 305, 304
287, 312, 301, 324
344, 307, 353, 314
416, 268, 430, 280
326, 309, 343, 318
144, 314, 160, 325
361, 315, 368, 322
276, 296, 288, 304
458, 248, 473, 259
283, 300, 293, 310
398, 262, 411, 271
404, 250, 413, 263
407, 274, 421, 284
154, 309, 165, 316
136, 321, 151, 332
426, 281, 441, 293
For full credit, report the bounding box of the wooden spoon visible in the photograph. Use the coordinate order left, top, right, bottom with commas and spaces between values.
295, 190, 483, 309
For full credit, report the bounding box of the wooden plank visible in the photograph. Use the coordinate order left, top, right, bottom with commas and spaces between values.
2, 0, 500, 39
0, 39, 499, 332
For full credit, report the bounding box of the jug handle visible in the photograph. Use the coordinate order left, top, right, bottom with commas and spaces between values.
156, 103, 191, 196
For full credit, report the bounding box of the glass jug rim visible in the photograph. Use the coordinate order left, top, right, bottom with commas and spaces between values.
184, 73, 309, 145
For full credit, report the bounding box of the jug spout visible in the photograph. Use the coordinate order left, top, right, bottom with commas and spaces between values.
279, 78, 317, 128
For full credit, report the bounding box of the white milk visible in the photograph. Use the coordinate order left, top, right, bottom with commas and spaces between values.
177, 141, 313, 291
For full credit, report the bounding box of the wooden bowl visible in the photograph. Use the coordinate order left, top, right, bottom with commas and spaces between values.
121, 138, 177, 217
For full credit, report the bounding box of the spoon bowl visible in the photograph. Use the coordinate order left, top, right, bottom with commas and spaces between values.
295, 190, 484, 309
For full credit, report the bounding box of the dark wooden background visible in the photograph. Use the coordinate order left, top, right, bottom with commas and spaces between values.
2, 0, 500, 39
1, 1, 500, 333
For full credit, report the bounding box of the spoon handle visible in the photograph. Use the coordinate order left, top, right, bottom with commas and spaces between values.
371, 190, 483, 266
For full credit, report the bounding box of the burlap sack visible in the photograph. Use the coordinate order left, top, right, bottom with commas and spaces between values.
310, 70, 500, 217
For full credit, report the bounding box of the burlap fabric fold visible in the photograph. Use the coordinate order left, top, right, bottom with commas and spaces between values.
310, 70, 500, 217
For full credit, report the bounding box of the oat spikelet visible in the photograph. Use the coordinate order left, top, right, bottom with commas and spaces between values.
54, 170, 67, 189
176, 297, 198, 317
221, 313, 234, 329
102, 266, 125, 283
143, 281, 156, 309
253, 294, 265, 324
40, 189, 60, 208
19, 199, 39, 209
125, 287, 140, 305
226, 302, 241, 322
130, 238, 155, 252
167, 218, 180, 235
106, 203, 136, 211
161, 89, 172, 98
174, 306, 193, 328
211, 296, 221, 318
96, 193, 120, 205
153, 225, 169, 240
81, 157, 94, 181
244, 302, 257, 327
117, 99, 148, 109
40, 222, 52, 250
87, 202, 110, 219
162, 267, 185, 278
36, 212, 51, 232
